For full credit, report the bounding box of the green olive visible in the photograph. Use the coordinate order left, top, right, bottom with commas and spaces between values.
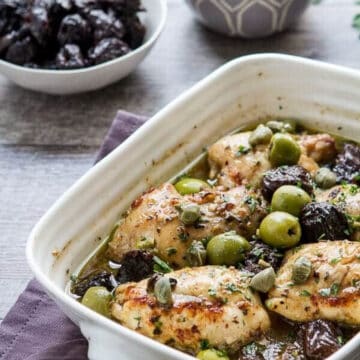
81, 286, 112, 317
250, 267, 276, 293
154, 276, 173, 306
174, 178, 209, 195
178, 203, 201, 225
206, 231, 251, 266
271, 185, 312, 216
314, 168, 337, 189
197, 349, 229, 360
249, 124, 273, 147
259, 211, 301, 249
269, 133, 301, 167
292, 256, 312, 284
266, 120, 296, 133
186, 240, 207, 266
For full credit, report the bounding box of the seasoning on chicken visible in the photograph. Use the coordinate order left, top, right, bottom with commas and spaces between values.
107, 183, 268, 268
207, 132, 336, 188
266, 241, 360, 326
111, 266, 271, 355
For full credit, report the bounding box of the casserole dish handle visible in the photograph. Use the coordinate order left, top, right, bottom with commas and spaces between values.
80, 320, 137, 360
80, 319, 176, 360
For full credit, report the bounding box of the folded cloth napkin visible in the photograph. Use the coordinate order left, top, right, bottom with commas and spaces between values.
0, 111, 148, 360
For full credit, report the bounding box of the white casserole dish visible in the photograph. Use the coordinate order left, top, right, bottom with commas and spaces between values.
27, 54, 360, 360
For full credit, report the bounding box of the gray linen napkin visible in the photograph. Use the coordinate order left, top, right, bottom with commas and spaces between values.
0, 111, 147, 360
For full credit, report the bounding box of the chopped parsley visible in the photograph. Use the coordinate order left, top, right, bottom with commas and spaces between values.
178, 232, 189, 242
208, 288, 217, 297
200, 339, 210, 350
236, 145, 250, 156
329, 257, 341, 265
153, 256, 173, 273
330, 283, 340, 296
300, 290, 311, 297
166, 247, 177, 256
225, 283, 241, 293
244, 196, 258, 214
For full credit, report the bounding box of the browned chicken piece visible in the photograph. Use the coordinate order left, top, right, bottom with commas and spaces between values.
316, 184, 360, 241
297, 133, 337, 164
297, 133, 337, 175
107, 183, 267, 268
208, 131, 271, 189
266, 241, 360, 326
111, 266, 271, 355
207, 131, 337, 187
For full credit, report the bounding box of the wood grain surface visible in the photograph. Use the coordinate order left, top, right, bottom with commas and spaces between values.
0, 0, 359, 321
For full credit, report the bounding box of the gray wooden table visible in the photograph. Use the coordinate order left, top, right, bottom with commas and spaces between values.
0, 0, 359, 321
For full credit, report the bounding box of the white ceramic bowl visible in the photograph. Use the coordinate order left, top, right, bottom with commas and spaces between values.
0, 0, 167, 95
185, 0, 311, 38
27, 54, 360, 360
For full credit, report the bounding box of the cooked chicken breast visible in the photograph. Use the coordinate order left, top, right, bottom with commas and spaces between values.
316, 184, 360, 241
208, 132, 336, 187
266, 241, 360, 326
107, 183, 267, 268
111, 266, 271, 354
297, 133, 337, 164
208, 131, 271, 189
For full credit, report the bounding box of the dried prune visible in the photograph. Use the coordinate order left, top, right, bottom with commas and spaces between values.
28, 5, 51, 46
71, 270, 117, 297
333, 143, 360, 184
87, 9, 125, 42
300, 202, 349, 242
262, 165, 313, 200
57, 14, 91, 46
88, 37, 130, 65
242, 240, 284, 274
5, 35, 37, 65
116, 250, 154, 284
56, 44, 85, 69
0, 31, 18, 54
0, 0, 146, 69
299, 320, 342, 359
123, 15, 145, 49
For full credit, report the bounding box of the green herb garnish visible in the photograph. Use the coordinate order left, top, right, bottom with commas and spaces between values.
153, 256, 173, 273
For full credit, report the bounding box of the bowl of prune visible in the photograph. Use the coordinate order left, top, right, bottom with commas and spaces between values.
0, 0, 167, 94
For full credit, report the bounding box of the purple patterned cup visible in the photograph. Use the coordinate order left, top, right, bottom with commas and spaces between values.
185, 0, 311, 38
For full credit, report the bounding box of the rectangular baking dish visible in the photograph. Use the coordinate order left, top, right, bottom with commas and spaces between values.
27, 54, 360, 360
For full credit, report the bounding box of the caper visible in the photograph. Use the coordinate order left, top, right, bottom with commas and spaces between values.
206, 231, 251, 266
292, 256, 312, 284
178, 203, 201, 225
269, 133, 301, 167
197, 349, 229, 360
249, 267, 276, 293
174, 178, 209, 195
314, 168, 337, 189
154, 276, 173, 306
249, 124, 273, 147
186, 240, 206, 266
266, 120, 296, 133
81, 286, 112, 317
271, 185, 312, 216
